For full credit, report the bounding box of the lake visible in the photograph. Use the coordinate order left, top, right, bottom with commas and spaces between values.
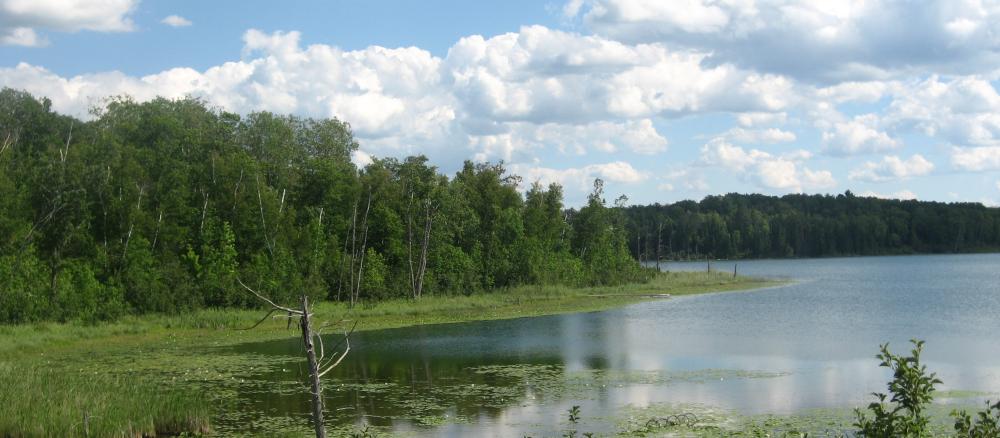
227, 253, 1000, 436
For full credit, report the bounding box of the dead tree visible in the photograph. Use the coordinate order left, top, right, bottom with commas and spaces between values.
407, 195, 434, 300
342, 190, 372, 307
655, 222, 663, 272
237, 279, 352, 438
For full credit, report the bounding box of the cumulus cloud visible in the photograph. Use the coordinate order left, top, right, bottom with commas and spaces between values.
466, 118, 667, 161
722, 127, 796, 144
444, 25, 796, 130
0, 26, 42, 46
884, 76, 1000, 147
822, 114, 900, 156
510, 161, 648, 193
951, 146, 1000, 171
736, 111, 787, 128
848, 154, 934, 182
161, 15, 192, 28
0, 30, 457, 158
659, 168, 709, 192
351, 149, 374, 168
0, 0, 136, 46
700, 138, 834, 192
573, 0, 1000, 83
1, 26, 798, 171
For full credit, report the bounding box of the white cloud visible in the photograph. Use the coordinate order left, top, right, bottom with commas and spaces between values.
848, 154, 935, 182
736, 111, 787, 128
351, 149, 374, 168
660, 168, 709, 192
723, 127, 796, 144
465, 118, 667, 162
510, 161, 648, 193
951, 146, 1000, 171
815, 81, 891, 104
0, 26, 42, 46
161, 15, 192, 28
447, 25, 798, 128
885, 76, 1000, 147
700, 138, 834, 192
562, 0, 585, 18
0, 0, 137, 45
2, 26, 800, 171
574, 0, 1000, 82
822, 114, 900, 156
0, 30, 457, 160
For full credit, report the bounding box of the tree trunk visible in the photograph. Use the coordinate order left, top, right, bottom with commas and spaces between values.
655, 223, 661, 271
299, 295, 327, 438
415, 204, 432, 299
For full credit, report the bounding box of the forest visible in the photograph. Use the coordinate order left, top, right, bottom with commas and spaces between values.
0, 88, 642, 324
624, 193, 1000, 261
3, 88, 1000, 325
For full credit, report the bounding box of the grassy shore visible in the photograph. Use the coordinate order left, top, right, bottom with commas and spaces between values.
0, 271, 779, 436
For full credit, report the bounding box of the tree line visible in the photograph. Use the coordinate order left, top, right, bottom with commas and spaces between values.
0, 88, 643, 324
624, 192, 1000, 261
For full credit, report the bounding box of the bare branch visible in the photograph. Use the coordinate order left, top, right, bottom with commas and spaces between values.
236, 277, 303, 315
236, 308, 278, 331
318, 320, 357, 371
255, 174, 274, 257
315, 329, 326, 363
317, 337, 350, 378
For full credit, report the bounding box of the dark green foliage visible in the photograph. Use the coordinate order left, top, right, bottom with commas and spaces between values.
854, 340, 942, 437
0, 251, 51, 323
625, 191, 1000, 260
0, 88, 648, 323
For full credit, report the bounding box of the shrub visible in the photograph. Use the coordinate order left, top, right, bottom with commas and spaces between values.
854, 339, 941, 438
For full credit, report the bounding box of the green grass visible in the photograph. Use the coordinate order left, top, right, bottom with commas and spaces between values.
0, 362, 210, 437
0, 272, 779, 436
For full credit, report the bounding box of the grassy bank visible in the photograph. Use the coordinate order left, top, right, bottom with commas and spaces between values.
0, 272, 779, 436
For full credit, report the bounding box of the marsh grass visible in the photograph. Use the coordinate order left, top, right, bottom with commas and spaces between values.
0, 362, 210, 437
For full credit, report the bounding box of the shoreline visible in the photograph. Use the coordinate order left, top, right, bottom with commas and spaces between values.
0, 271, 781, 436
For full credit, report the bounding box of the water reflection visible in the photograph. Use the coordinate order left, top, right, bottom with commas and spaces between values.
228, 253, 1000, 435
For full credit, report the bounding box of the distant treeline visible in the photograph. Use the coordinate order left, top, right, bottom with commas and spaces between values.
624, 193, 1000, 261
0, 88, 644, 323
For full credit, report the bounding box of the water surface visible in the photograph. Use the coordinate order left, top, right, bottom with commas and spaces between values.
228, 253, 1000, 435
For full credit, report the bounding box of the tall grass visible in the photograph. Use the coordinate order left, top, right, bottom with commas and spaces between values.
0, 362, 210, 437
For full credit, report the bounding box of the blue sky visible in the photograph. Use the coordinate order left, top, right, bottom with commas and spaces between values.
3, 0, 1000, 207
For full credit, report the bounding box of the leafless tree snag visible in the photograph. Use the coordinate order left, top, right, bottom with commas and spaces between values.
236, 278, 353, 438
407, 195, 434, 300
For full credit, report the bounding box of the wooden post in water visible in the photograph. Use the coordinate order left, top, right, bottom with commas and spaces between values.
707, 257, 711, 273
733, 263, 738, 278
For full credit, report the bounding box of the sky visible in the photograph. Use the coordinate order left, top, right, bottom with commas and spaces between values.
3, 1, 1000, 207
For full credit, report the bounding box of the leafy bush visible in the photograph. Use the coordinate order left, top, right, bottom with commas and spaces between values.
854, 339, 941, 437
953, 400, 1000, 437
0, 251, 51, 323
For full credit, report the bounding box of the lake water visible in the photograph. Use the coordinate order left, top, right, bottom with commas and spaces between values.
229, 253, 1000, 436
